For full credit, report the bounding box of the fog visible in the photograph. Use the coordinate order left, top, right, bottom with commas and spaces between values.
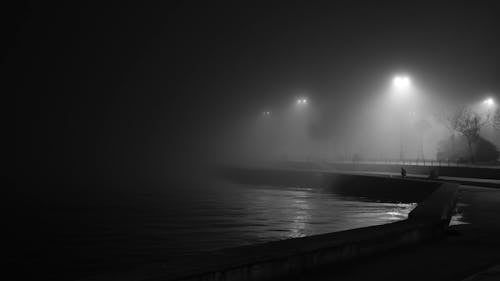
214, 73, 499, 168
9, 4, 500, 281
10, 2, 500, 194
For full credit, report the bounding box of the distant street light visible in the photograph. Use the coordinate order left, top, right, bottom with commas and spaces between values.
296, 98, 308, 105
292, 97, 310, 161
483, 98, 495, 107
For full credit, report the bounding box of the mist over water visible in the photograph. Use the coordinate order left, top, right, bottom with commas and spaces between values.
9, 2, 500, 281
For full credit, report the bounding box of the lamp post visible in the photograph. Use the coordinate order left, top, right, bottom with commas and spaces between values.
294, 97, 309, 161
480, 97, 495, 121
391, 75, 412, 162
482, 97, 496, 129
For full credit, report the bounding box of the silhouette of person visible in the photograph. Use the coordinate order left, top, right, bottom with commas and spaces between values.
401, 167, 407, 179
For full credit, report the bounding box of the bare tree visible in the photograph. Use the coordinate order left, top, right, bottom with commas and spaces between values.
447, 106, 488, 162
494, 108, 500, 130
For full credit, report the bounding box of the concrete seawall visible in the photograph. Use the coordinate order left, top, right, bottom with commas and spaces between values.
83, 171, 458, 281
222, 167, 441, 203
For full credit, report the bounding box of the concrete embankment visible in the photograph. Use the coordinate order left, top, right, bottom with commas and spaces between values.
83, 170, 458, 281
289, 185, 500, 281
230, 161, 500, 188
222, 167, 441, 203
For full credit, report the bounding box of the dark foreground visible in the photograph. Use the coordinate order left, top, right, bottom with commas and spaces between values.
286, 185, 500, 281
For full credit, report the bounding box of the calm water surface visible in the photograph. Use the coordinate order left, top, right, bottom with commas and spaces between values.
22, 181, 416, 279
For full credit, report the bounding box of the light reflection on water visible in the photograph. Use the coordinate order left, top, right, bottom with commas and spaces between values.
191, 183, 418, 243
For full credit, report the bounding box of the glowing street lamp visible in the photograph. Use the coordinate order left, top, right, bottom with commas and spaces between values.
392, 75, 412, 92
291, 97, 310, 161
296, 98, 308, 105
390, 74, 413, 161
483, 98, 495, 107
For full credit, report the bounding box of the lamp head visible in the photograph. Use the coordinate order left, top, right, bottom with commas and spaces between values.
392, 75, 411, 91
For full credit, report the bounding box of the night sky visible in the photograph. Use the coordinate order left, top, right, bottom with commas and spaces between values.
10, 1, 500, 189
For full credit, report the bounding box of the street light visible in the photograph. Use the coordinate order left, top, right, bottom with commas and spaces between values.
392, 75, 412, 92
483, 98, 495, 107
296, 98, 308, 105
391, 74, 413, 161
292, 97, 309, 161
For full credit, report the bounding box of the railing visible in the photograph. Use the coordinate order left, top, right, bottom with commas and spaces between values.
277, 158, 500, 169
330, 159, 499, 168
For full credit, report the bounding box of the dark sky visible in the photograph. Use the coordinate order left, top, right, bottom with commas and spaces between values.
9, 1, 500, 187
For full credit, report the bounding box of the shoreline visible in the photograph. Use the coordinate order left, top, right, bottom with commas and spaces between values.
81, 170, 458, 281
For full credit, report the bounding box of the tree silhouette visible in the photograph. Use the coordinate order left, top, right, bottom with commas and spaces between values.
447, 106, 488, 162
474, 137, 500, 162
437, 135, 499, 162
494, 108, 500, 130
